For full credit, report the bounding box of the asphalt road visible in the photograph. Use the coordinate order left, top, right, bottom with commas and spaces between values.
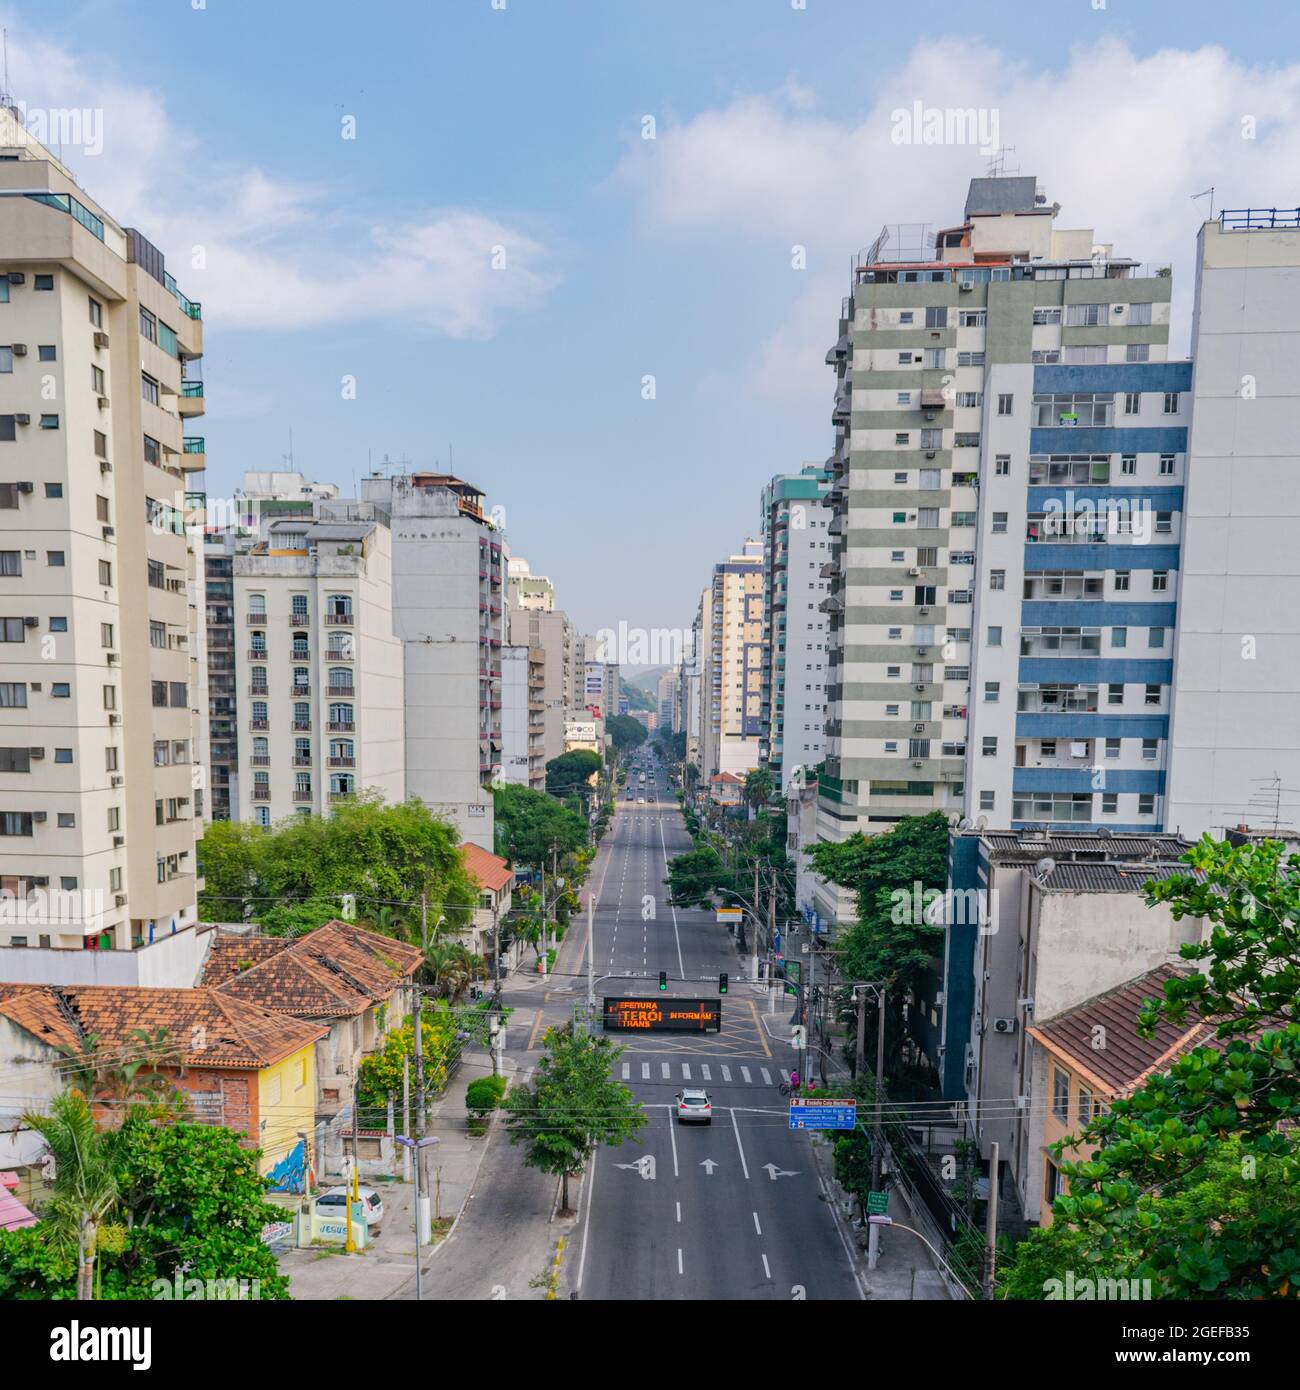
571, 754, 864, 1302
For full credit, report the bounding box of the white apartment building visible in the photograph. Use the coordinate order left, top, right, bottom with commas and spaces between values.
700, 543, 764, 780
357, 472, 502, 850
0, 111, 207, 949
760, 467, 832, 792
507, 556, 555, 612
686, 586, 709, 774
233, 519, 404, 823
1165, 212, 1300, 838
498, 643, 535, 787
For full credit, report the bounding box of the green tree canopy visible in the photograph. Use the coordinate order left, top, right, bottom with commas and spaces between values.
493, 783, 589, 871
744, 766, 776, 810
545, 749, 602, 795
607, 714, 648, 752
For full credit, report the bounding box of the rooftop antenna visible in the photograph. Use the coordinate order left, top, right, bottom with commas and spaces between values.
1191, 186, 1216, 220
986, 146, 1018, 178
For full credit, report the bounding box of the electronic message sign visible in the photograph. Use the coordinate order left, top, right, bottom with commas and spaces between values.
602, 997, 722, 1033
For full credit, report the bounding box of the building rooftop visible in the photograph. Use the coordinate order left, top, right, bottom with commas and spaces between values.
460, 843, 513, 895
1037, 861, 1205, 894
979, 830, 1194, 862
964, 176, 1046, 218
1028, 964, 1217, 1095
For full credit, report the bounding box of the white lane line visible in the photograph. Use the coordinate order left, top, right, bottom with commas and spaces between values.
741, 1066, 752, 1084
642, 1062, 650, 1080
656, 816, 685, 978
681, 1063, 691, 1081
574, 1126, 598, 1293
668, 1107, 679, 1178
753, 1211, 762, 1236
677, 1248, 683, 1275
761, 1253, 771, 1280
661, 1062, 671, 1080
621, 1063, 630, 1079
700, 1064, 712, 1082
721, 1065, 732, 1083
676, 1201, 681, 1223
760, 1068, 772, 1086
729, 1107, 750, 1181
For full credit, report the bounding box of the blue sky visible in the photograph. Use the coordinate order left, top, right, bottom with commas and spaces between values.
8, 0, 1300, 634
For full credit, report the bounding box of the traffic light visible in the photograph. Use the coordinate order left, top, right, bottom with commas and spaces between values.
718, 972, 728, 995
658, 970, 668, 991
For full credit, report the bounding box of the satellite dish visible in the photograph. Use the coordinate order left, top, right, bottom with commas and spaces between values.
1035, 855, 1057, 882
974, 815, 988, 831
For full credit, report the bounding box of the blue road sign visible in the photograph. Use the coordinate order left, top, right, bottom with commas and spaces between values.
788, 1099, 858, 1131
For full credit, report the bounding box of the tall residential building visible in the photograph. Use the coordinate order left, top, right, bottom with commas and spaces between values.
686, 588, 708, 773
700, 542, 764, 779
0, 112, 208, 949
506, 556, 555, 612
498, 643, 531, 786
509, 605, 574, 768
656, 667, 679, 732
233, 518, 404, 823
578, 633, 620, 720
819, 176, 1177, 890
1165, 212, 1300, 839
760, 466, 832, 792
357, 472, 502, 850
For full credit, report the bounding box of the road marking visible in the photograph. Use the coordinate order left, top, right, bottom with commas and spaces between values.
677, 1248, 683, 1275
753, 1211, 762, 1236
741, 1066, 752, 1084
761, 1253, 771, 1280
574, 1126, 598, 1294
700, 1158, 718, 1174
675, 1201, 681, 1223
621, 1063, 630, 1079
729, 1108, 750, 1180
668, 1106, 679, 1178
760, 1068, 772, 1086
681, 1063, 691, 1080
721, 1065, 732, 1083
763, 1163, 799, 1180
641, 1062, 650, 1080
661, 1062, 670, 1080
746, 998, 773, 1058
700, 1064, 712, 1081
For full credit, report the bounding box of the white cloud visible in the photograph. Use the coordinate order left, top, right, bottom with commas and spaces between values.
4, 23, 558, 336
617, 36, 1300, 389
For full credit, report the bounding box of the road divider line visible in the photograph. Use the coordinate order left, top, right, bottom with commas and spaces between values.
753, 1212, 762, 1236
729, 1107, 750, 1181
668, 1109, 679, 1179
761, 1253, 771, 1280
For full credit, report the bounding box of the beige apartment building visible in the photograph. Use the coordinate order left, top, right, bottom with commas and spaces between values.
699, 542, 764, 780
233, 519, 404, 823
0, 109, 207, 949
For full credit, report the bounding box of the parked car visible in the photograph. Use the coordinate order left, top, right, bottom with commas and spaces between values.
675, 1088, 712, 1124
315, 1185, 384, 1234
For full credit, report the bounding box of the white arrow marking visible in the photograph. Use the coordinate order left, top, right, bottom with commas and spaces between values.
763, 1163, 799, 1180
700, 1159, 718, 1175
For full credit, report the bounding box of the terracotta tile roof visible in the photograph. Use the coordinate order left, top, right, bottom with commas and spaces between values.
0, 984, 326, 1070
200, 936, 287, 985
460, 842, 513, 895
710, 772, 743, 784
205, 921, 422, 1019
1028, 964, 1218, 1095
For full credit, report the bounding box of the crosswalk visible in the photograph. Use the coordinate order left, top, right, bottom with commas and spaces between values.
619, 1060, 780, 1087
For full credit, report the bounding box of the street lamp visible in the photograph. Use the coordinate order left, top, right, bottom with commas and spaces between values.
866, 1214, 966, 1295
394, 1135, 441, 1301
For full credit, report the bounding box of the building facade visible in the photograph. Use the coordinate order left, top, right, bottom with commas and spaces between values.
0, 112, 207, 948
700, 543, 764, 780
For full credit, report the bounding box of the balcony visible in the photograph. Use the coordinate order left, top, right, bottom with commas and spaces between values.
327, 720, 354, 733
292, 719, 312, 732
328, 684, 356, 698
328, 756, 356, 769
178, 381, 204, 417
248, 684, 269, 697
292, 756, 313, 767
289, 611, 310, 627
246, 615, 268, 628
293, 790, 314, 804
289, 648, 311, 661
291, 685, 311, 697
326, 647, 354, 662
249, 719, 269, 731
324, 613, 353, 626
247, 650, 268, 661
250, 755, 271, 767
329, 790, 353, 803
252, 787, 271, 802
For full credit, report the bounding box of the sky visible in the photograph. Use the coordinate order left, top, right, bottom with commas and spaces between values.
6, 0, 1300, 638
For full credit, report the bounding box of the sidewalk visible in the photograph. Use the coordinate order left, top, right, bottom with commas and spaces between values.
280, 1047, 524, 1300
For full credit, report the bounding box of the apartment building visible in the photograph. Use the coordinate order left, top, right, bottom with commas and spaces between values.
819, 175, 1176, 875
686, 586, 709, 774
506, 555, 555, 612
577, 633, 621, 720
657, 666, 679, 733
498, 642, 534, 786
357, 472, 501, 850
700, 543, 764, 780
1165, 212, 1300, 839
233, 519, 403, 823
0, 111, 207, 948
760, 466, 832, 792
510, 605, 575, 768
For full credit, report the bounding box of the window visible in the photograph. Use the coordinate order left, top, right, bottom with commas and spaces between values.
0, 747, 31, 772
35, 274, 54, 291
91, 364, 105, 394
0, 812, 34, 836
956, 351, 984, 367
47, 550, 65, 567
89, 296, 103, 326
1065, 303, 1106, 327
984, 681, 1000, 703
1142, 738, 1159, 760
1152, 570, 1169, 592
1148, 626, 1165, 648
896, 392, 911, 406
987, 626, 1002, 647
898, 311, 914, 325
896, 352, 913, 366
139, 305, 157, 343
0, 347, 10, 374
979, 790, 995, 811
1113, 570, 1130, 592
1123, 392, 1140, 415
40, 345, 57, 362
150, 621, 166, 649
1163, 392, 1179, 414
1144, 684, 1162, 706
152, 680, 167, 707
1129, 302, 1153, 325
0, 618, 26, 643
40, 415, 59, 430
1062, 345, 1106, 364
925, 306, 947, 328
991, 512, 1008, 534
1154, 510, 1172, 535
892, 512, 907, 525
989, 570, 1005, 591
141, 374, 159, 406
955, 391, 982, 408
98, 560, 112, 586
1108, 683, 1124, 705
1139, 793, 1156, 815
1032, 307, 1062, 325
0, 683, 27, 708
93, 429, 107, 457
57, 813, 75, 829
981, 736, 998, 757
1111, 627, 1127, 649
143, 435, 160, 466
894, 433, 909, 447
1101, 792, 1118, 815
1052, 1068, 1070, 1122
1125, 343, 1150, 362
0, 551, 19, 577
105, 746, 118, 772
997, 394, 1013, 416
1040, 741, 1057, 759
102, 685, 116, 711
1159, 454, 1175, 475
170, 681, 187, 708
995, 454, 1010, 476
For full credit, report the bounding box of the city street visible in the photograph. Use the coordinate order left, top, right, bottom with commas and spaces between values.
560, 762, 864, 1301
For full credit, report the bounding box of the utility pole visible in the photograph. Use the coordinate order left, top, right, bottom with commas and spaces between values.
414, 895, 428, 1247
867, 982, 887, 1271
402, 1055, 411, 1181
767, 870, 776, 986
350, 1073, 361, 1178
491, 899, 501, 998
855, 987, 867, 1078
983, 1141, 1000, 1299
586, 891, 596, 1006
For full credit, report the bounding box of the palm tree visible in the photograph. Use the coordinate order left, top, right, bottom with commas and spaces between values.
744, 766, 775, 812
23, 1090, 121, 1300
55, 1029, 186, 1128
422, 941, 486, 1000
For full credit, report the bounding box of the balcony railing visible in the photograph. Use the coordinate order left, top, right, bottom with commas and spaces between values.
249, 719, 269, 731
328, 756, 356, 769
328, 684, 355, 697
250, 755, 271, 767
289, 611, 310, 627
252, 788, 271, 801
292, 719, 312, 732
324, 613, 353, 626
327, 720, 355, 732
291, 685, 311, 697
293, 790, 313, 803
248, 684, 269, 697
292, 756, 313, 767
246, 615, 267, 627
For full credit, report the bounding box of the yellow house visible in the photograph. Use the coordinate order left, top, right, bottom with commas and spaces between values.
1023, 963, 1214, 1226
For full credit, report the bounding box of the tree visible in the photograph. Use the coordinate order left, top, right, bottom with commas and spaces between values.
55, 1029, 186, 1128
664, 844, 739, 908
1000, 836, 1300, 1299
22, 1091, 121, 1300
493, 782, 588, 871
422, 940, 487, 1000
544, 749, 602, 796
606, 714, 647, 753
744, 766, 775, 811
503, 1025, 646, 1212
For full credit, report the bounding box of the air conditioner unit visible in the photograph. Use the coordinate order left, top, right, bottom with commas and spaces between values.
912, 723, 926, 733
7, 272, 24, 284
111, 775, 123, 787
924, 411, 936, 421
93, 331, 110, 348
22, 616, 38, 628
108, 713, 121, 724
14, 413, 30, 426
993, 1017, 1017, 1034
925, 450, 937, 459
102, 526, 114, 539
1018, 996, 1035, 1015
106, 652, 119, 665
912, 760, 924, 768
33, 876, 49, 887
97, 396, 110, 410
907, 567, 921, 576
99, 460, 112, 473
11, 343, 27, 356
28, 747, 45, 758
16, 481, 33, 494
115, 894, 127, 907
959, 282, 974, 293
112, 835, 125, 847
917, 647, 929, 656
32, 811, 47, 823
919, 606, 930, 615
914, 683, 927, 691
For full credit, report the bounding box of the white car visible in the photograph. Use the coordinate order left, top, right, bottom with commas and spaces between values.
675, 1088, 712, 1125
315, 1185, 384, 1234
